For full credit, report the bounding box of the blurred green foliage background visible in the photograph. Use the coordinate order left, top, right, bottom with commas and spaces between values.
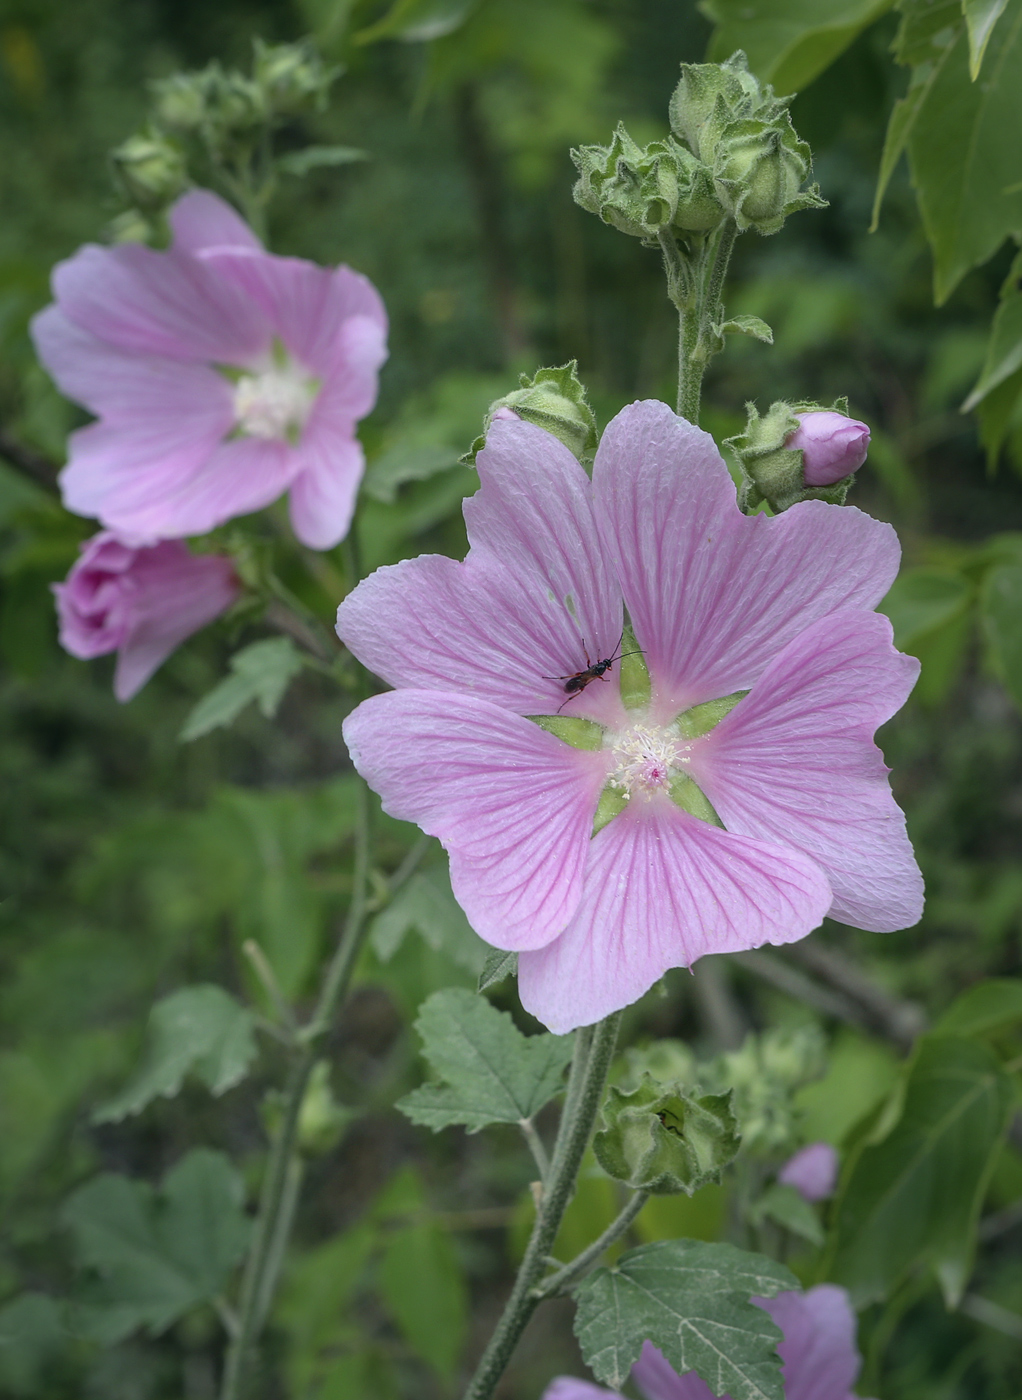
1, 1, 1022, 1398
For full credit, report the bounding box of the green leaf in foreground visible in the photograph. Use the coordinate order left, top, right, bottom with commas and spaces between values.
573, 1239, 797, 1398
62, 1150, 250, 1342
397, 988, 573, 1132
963, 283, 1022, 411
982, 563, 1022, 710
964, 0, 1011, 77
180, 637, 304, 741
827, 1035, 1015, 1306
935, 977, 1022, 1038
477, 948, 518, 992
704, 0, 895, 94
93, 985, 257, 1123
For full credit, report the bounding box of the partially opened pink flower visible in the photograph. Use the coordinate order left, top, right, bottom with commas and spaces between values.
339, 400, 922, 1032
32, 189, 387, 550
543, 1285, 874, 1400
55, 531, 238, 700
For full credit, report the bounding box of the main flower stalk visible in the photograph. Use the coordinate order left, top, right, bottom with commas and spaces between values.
659, 221, 738, 425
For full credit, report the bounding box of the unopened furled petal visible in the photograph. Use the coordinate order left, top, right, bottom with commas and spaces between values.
789, 411, 869, 488
54, 532, 238, 700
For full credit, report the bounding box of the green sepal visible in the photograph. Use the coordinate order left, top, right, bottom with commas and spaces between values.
529, 714, 605, 749
592, 786, 629, 836
618, 624, 650, 709
674, 690, 748, 738
669, 50, 791, 161
726, 398, 857, 514
462, 361, 598, 464
593, 1072, 740, 1195
668, 772, 723, 826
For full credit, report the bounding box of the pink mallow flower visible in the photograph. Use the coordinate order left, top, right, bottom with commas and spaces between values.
338, 400, 922, 1033
543, 1285, 874, 1400
54, 531, 238, 701
779, 1141, 840, 1202
788, 412, 870, 488
32, 189, 387, 551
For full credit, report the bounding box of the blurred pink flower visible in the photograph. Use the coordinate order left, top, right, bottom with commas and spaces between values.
54, 531, 238, 700
788, 411, 870, 488
543, 1286, 873, 1400
33, 190, 387, 551
779, 1141, 840, 1202
339, 400, 922, 1033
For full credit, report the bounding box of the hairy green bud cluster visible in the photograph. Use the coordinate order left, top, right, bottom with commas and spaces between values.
593, 1071, 740, 1195
728, 396, 860, 513
463, 361, 598, 464
572, 124, 724, 243
671, 52, 825, 235
573, 51, 824, 243
110, 129, 188, 211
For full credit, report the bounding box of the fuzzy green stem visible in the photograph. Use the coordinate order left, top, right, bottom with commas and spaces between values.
660, 221, 739, 427
218, 784, 373, 1400
533, 1189, 649, 1299
461, 1012, 621, 1400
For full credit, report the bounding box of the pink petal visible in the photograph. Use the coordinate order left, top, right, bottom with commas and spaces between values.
466, 418, 623, 686
311, 314, 388, 422
51, 240, 269, 365
518, 796, 831, 1033
337, 552, 624, 723
127, 436, 296, 540
338, 416, 627, 725
778, 1142, 839, 1203
633, 1342, 714, 1400
33, 306, 234, 429
686, 611, 923, 933
288, 431, 364, 550
542, 1381, 622, 1400
763, 1287, 862, 1400
114, 551, 238, 700
168, 189, 262, 254
592, 401, 902, 718
198, 248, 387, 375
342, 690, 611, 950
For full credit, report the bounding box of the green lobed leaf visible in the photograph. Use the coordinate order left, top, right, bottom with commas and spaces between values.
180, 637, 304, 741
964, 0, 1012, 76
369, 865, 488, 974
61, 1149, 250, 1341
935, 977, 1022, 1038
477, 947, 518, 991
827, 1035, 1015, 1306
362, 444, 462, 503
92, 985, 257, 1123
714, 314, 774, 344
0, 1294, 65, 1395
962, 285, 1022, 411
982, 562, 1022, 709
878, 566, 973, 648
572, 1238, 798, 1397
703, 0, 895, 94
896, 0, 1022, 303
397, 987, 574, 1132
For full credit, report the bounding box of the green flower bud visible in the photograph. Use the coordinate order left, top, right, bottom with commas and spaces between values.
727, 397, 860, 512
463, 361, 598, 464
150, 72, 210, 134
297, 1060, 355, 1156
110, 130, 188, 212
252, 38, 339, 117
712, 116, 825, 235
573, 126, 725, 242
669, 50, 788, 164
593, 1072, 740, 1195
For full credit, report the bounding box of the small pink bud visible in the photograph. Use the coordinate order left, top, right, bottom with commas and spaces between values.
54, 532, 239, 701
788, 411, 870, 487
778, 1140, 839, 1202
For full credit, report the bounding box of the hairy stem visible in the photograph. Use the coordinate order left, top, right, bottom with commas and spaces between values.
219, 784, 373, 1400
660, 221, 739, 427
461, 1013, 621, 1400
533, 1189, 649, 1299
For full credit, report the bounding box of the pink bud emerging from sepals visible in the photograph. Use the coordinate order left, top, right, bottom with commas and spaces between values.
778, 1140, 839, 1202
788, 412, 870, 488
54, 532, 239, 701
